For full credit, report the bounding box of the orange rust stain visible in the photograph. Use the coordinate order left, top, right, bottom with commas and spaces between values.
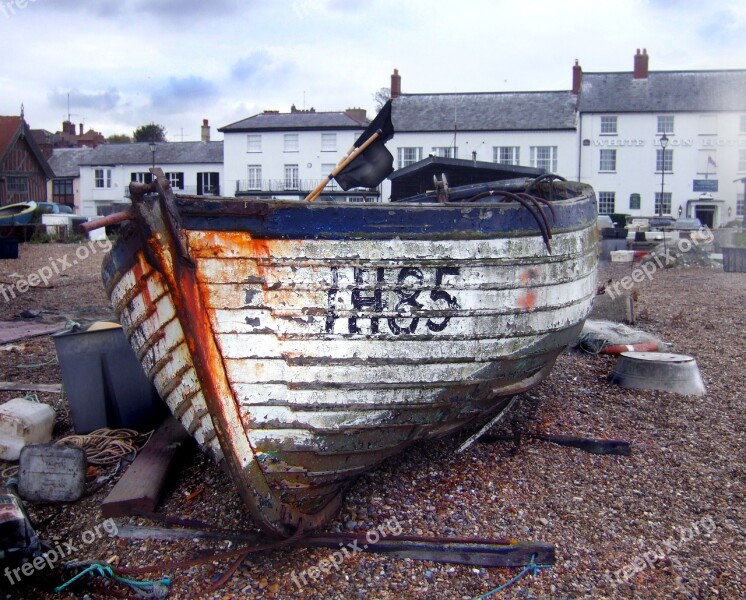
517, 267, 539, 310
517, 290, 537, 310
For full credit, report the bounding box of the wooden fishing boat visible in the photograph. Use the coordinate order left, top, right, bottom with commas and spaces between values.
0, 201, 37, 227
95, 166, 597, 538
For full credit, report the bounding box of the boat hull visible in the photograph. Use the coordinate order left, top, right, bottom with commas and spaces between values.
0, 201, 37, 227
102, 181, 597, 537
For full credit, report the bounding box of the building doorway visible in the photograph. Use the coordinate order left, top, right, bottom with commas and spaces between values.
694, 206, 715, 229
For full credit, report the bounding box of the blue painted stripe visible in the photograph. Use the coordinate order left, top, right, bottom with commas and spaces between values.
177, 195, 596, 240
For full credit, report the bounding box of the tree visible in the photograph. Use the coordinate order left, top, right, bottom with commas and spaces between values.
107, 133, 132, 144
133, 123, 167, 143
373, 87, 391, 112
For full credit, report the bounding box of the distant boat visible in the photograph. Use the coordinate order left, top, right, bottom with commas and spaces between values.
0, 201, 37, 227
93, 167, 597, 538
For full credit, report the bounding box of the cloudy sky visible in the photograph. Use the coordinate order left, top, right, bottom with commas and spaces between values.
1, 0, 744, 141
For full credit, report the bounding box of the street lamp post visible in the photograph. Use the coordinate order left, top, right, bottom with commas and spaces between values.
659, 133, 669, 217
149, 142, 156, 170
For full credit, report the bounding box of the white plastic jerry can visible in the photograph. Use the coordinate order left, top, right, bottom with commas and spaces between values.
0, 398, 56, 461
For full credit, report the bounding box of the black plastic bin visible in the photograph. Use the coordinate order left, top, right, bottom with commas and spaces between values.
0, 237, 19, 259
52, 323, 166, 433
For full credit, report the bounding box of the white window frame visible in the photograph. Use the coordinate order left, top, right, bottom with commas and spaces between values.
599, 149, 617, 172
247, 165, 262, 190
130, 172, 151, 184
284, 164, 299, 190
94, 168, 112, 188
247, 134, 261, 153
321, 163, 337, 190
321, 133, 336, 152
166, 171, 184, 190
655, 192, 672, 215
431, 146, 457, 159
737, 193, 744, 217
656, 149, 673, 173
598, 192, 615, 215
493, 146, 520, 166
530, 146, 557, 172
657, 115, 674, 134
600, 116, 618, 135
284, 134, 299, 153
397, 147, 422, 169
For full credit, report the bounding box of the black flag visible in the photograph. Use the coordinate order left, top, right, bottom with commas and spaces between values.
334, 100, 395, 191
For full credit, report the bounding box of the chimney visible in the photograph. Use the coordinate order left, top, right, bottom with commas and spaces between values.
572, 59, 582, 95
390, 68, 401, 99
62, 120, 73, 135
201, 118, 210, 142
79, 123, 84, 136
633, 48, 649, 79
344, 107, 367, 122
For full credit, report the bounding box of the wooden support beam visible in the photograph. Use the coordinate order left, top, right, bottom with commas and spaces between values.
101, 416, 190, 518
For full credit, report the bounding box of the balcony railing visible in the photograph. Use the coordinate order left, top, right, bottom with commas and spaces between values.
236, 179, 379, 196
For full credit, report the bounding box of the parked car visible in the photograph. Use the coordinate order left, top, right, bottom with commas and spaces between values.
675, 217, 703, 230
34, 202, 74, 216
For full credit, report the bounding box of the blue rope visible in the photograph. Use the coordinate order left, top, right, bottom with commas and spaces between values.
55, 563, 170, 597
477, 554, 552, 599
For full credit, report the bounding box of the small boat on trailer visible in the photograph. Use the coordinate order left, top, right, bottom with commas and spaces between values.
0, 201, 37, 227
94, 166, 598, 538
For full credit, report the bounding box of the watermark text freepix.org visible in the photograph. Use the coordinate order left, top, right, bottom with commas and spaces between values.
0, 0, 38, 19
0, 238, 111, 303
291, 516, 402, 589
606, 226, 713, 300
4, 518, 118, 585
608, 515, 716, 585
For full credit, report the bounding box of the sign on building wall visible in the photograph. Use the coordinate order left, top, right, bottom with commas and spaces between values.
693, 180, 718, 192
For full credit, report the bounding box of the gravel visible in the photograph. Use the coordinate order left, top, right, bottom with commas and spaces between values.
0, 242, 744, 599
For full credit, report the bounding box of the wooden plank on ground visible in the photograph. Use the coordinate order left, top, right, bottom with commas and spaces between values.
0, 381, 62, 393
102, 415, 190, 518
0, 321, 67, 344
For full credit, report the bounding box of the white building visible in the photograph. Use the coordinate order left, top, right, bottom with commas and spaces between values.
386, 78, 578, 201
576, 49, 746, 227
76, 141, 223, 216
219, 106, 380, 201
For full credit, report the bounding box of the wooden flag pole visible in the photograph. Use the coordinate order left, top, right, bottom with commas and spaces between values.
305, 130, 382, 202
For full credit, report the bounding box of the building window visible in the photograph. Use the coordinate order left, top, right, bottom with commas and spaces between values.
739, 149, 746, 172
284, 164, 299, 190
397, 147, 422, 169
130, 172, 152, 184
197, 172, 220, 196
347, 196, 366, 203
629, 193, 641, 210
530, 146, 557, 172
600, 116, 617, 135
284, 134, 299, 152
599, 149, 617, 172
247, 134, 261, 153
654, 192, 672, 215
52, 179, 73, 203
321, 133, 336, 152
432, 146, 457, 159
657, 115, 674, 134
493, 146, 520, 166
321, 163, 337, 190
598, 192, 615, 215
94, 168, 112, 188
6, 176, 28, 193
740, 115, 746, 135
737, 194, 744, 217
656, 149, 673, 173
165, 172, 184, 190
247, 165, 262, 190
